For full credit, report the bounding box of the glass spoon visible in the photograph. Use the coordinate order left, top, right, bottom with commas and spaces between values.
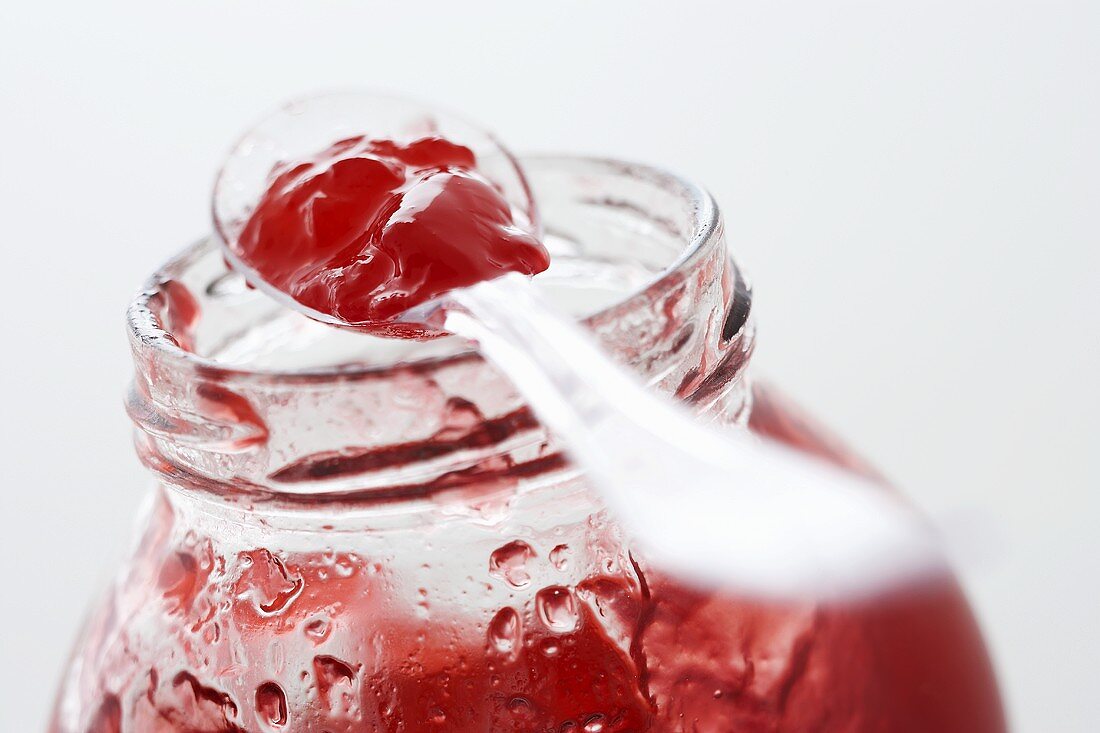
214, 92, 943, 600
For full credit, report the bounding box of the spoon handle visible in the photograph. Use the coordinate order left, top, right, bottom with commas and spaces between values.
436, 273, 943, 600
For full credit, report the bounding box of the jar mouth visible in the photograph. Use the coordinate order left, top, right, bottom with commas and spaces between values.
127, 155, 751, 501
126, 156, 722, 383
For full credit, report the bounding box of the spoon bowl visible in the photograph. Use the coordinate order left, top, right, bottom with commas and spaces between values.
212, 90, 541, 336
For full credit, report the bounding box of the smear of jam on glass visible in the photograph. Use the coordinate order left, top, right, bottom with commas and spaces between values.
229, 135, 550, 337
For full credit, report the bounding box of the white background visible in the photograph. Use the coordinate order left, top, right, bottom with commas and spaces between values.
1, 2, 1097, 730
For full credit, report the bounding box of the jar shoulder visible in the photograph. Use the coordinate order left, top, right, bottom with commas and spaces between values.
748, 380, 885, 481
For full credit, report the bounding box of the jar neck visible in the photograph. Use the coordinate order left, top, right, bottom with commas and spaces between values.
126, 157, 755, 510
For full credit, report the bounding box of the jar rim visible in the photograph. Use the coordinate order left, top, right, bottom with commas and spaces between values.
126, 155, 751, 502
126, 155, 722, 384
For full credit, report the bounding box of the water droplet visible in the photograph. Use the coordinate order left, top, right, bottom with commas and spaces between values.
489, 540, 536, 588
314, 655, 355, 684
583, 714, 606, 733
508, 696, 534, 718
313, 655, 357, 712
713, 689, 724, 699
255, 682, 288, 727
158, 545, 215, 616
238, 550, 304, 616
303, 616, 330, 643
536, 586, 579, 633
539, 638, 561, 657
268, 641, 286, 675
549, 544, 570, 571
488, 606, 521, 654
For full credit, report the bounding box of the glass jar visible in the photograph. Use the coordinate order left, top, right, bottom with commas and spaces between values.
50, 157, 1005, 733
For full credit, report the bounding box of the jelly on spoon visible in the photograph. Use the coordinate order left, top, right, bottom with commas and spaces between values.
214, 92, 547, 338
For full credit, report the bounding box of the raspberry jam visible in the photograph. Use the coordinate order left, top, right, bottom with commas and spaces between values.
51, 156, 1004, 733
226, 135, 549, 337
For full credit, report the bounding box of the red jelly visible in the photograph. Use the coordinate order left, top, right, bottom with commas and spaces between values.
228, 135, 550, 336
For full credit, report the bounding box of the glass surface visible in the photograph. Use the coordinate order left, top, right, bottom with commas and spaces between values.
50, 157, 1004, 733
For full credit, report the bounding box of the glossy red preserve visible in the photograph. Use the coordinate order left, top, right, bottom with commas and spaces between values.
229, 135, 549, 335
